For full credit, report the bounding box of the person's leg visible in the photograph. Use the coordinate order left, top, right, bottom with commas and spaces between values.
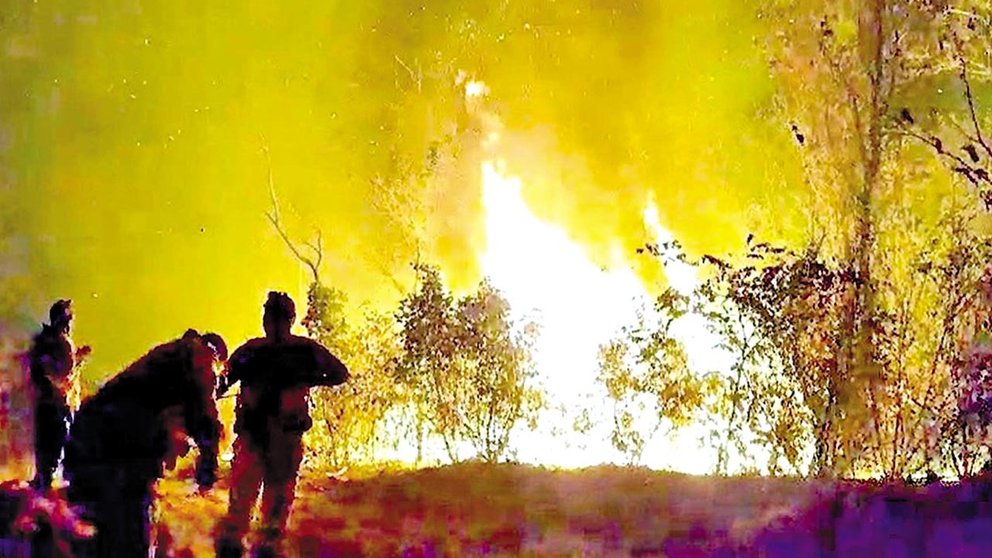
256, 429, 304, 557
64, 443, 96, 557
52, 402, 71, 485
65, 466, 117, 558
117, 490, 153, 558
32, 399, 67, 490
216, 437, 264, 558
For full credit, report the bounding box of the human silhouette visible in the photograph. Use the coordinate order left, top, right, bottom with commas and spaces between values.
63, 329, 227, 558
215, 291, 349, 558
27, 299, 90, 491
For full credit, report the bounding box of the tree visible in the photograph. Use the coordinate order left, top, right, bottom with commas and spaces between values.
394, 263, 544, 463
394, 263, 461, 463
304, 304, 405, 472
262, 150, 406, 472
597, 287, 718, 465
453, 280, 544, 462
618, 210, 992, 479
761, 0, 956, 476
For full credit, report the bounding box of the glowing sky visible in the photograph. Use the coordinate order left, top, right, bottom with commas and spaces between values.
0, 1, 806, 376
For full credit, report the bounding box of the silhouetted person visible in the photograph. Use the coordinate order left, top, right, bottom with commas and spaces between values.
28, 299, 91, 491
63, 329, 227, 558
215, 291, 349, 558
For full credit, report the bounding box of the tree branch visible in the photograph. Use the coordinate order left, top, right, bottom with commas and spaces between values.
896, 125, 992, 186
959, 58, 992, 160
260, 138, 323, 283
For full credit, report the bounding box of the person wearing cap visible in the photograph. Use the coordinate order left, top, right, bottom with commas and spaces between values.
27, 299, 91, 491
215, 291, 349, 558
63, 329, 228, 558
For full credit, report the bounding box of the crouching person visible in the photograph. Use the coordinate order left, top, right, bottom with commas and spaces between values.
63, 329, 227, 558
215, 292, 349, 558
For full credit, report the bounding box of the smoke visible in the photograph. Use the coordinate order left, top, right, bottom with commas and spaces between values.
0, 0, 805, 375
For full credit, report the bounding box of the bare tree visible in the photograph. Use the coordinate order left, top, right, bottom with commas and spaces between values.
260, 141, 324, 283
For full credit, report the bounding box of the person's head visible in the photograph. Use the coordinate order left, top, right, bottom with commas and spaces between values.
181, 329, 228, 361
200, 332, 228, 364
182, 328, 229, 380
48, 299, 73, 334
262, 291, 295, 339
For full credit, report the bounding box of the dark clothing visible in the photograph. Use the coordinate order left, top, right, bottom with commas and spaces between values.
220, 335, 348, 450
65, 465, 153, 558
32, 398, 71, 491
216, 334, 348, 556
222, 429, 304, 554
27, 325, 76, 491
28, 325, 75, 400
64, 331, 222, 558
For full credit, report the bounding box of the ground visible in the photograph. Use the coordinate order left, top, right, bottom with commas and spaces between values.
152, 462, 815, 557
8, 459, 992, 556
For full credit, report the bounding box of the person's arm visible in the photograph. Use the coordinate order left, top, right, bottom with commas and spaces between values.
311, 343, 350, 387
184, 342, 222, 490
217, 344, 249, 398
75, 344, 92, 365
30, 334, 75, 396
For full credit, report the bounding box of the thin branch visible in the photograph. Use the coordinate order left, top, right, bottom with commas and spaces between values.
948, 115, 984, 148
303, 230, 324, 271
946, 8, 991, 28
959, 58, 992, 160
260, 138, 323, 283
394, 55, 422, 92
896, 126, 992, 185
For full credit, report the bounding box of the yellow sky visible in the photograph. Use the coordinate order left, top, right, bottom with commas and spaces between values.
0, 1, 805, 385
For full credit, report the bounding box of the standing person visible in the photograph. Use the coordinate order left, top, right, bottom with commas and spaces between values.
27, 299, 91, 491
63, 329, 227, 558
215, 291, 349, 558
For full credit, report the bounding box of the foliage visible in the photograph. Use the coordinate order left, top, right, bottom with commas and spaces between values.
675, 0, 992, 479
301, 282, 347, 353
691, 260, 816, 476
394, 263, 544, 463
611, 204, 992, 479
393, 263, 461, 462
454, 280, 544, 462
596, 287, 717, 465
276, 279, 408, 472
757, 0, 957, 476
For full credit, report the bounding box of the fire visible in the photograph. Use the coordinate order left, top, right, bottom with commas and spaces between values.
479, 161, 719, 473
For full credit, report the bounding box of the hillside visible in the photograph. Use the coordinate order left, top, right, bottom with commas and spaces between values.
154, 463, 814, 557
148, 462, 992, 557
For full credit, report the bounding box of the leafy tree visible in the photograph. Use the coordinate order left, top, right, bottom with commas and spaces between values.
616, 207, 992, 479
394, 263, 544, 463
302, 288, 404, 472
394, 263, 461, 462
760, 0, 959, 476
597, 287, 718, 465
454, 280, 543, 462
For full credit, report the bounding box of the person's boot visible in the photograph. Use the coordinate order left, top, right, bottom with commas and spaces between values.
215, 536, 243, 558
